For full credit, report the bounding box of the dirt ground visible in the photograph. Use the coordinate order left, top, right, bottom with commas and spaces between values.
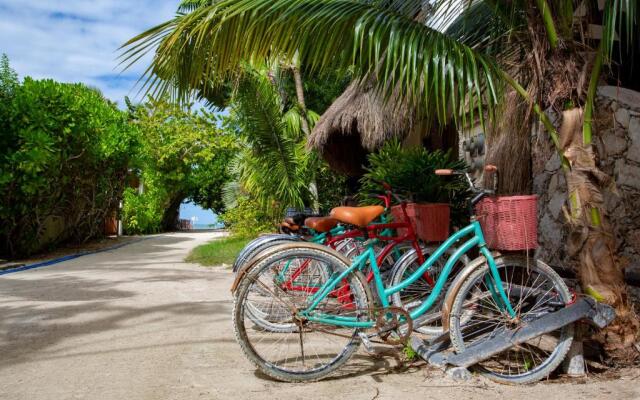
1, 232, 638, 400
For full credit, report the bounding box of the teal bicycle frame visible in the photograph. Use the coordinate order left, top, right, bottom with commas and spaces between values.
307, 225, 346, 244
299, 220, 516, 328
278, 214, 400, 283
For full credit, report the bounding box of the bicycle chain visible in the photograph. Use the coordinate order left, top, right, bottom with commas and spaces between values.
300, 306, 413, 346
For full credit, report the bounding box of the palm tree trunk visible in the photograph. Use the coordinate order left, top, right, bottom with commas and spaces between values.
559, 108, 639, 362
291, 56, 310, 136
290, 56, 321, 211
513, 4, 640, 360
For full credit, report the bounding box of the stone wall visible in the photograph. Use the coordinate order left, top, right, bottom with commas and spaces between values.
533, 86, 640, 280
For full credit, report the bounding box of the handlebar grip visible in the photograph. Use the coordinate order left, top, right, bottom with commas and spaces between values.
435, 169, 454, 176
485, 164, 498, 173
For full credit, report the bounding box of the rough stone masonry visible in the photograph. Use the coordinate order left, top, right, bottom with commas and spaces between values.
533, 86, 640, 286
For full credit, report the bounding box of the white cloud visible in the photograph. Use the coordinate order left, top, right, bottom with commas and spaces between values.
0, 0, 178, 105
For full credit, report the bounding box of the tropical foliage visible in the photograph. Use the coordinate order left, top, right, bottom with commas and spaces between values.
224, 67, 318, 211
123, 97, 237, 234
360, 140, 469, 224
122, 0, 640, 358
0, 59, 137, 257
360, 140, 468, 204
121, 0, 500, 129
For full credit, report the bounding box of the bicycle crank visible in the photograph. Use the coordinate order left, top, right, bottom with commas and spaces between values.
374, 307, 413, 345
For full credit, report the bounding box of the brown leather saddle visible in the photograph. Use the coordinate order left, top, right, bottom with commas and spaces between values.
304, 217, 339, 232
330, 205, 385, 227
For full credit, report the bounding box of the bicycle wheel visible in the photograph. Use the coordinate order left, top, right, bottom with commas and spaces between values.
390, 247, 469, 335
233, 234, 300, 273
448, 256, 574, 384
244, 254, 331, 333
233, 244, 371, 382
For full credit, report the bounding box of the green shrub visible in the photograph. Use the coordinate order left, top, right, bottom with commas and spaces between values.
219, 196, 274, 238
0, 74, 137, 257
122, 186, 166, 235
360, 140, 470, 224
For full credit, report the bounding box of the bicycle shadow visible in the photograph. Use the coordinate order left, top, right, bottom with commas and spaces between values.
253, 349, 427, 383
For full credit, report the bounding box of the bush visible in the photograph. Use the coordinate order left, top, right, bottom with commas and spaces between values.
360, 140, 470, 224
219, 196, 274, 238
0, 74, 137, 257
121, 186, 165, 235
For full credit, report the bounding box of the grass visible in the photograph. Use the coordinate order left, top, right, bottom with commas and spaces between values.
186, 235, 252, 267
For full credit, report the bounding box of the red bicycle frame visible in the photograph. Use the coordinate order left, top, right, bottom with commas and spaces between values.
281, 191, 432, 295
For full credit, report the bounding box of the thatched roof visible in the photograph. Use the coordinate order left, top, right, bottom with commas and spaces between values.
308, 80, 427, 176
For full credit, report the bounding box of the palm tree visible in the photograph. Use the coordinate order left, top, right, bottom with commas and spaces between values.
121, 0, 639, 359
225, 66, 319, 213
176, 0, 313, 134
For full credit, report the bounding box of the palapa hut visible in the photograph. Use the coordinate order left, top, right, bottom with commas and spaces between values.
308, 79, 458, 176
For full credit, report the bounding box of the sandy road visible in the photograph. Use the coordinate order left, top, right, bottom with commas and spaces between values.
0, 232, 637, 400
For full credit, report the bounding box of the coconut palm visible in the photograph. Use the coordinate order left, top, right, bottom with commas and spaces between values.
121, 0, 639, 359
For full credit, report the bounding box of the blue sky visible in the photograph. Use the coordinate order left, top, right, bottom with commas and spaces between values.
0, 0, 178, 105
0, 1, 221, 221
180, 202, 220, 227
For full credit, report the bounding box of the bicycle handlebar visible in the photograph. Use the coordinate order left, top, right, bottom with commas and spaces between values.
366, 182, 409, 209
435, 164, 497, 193
435, 164, 498, 215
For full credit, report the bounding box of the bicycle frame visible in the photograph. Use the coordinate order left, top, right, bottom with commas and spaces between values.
277, 208, 427, 292
299, 220, 516, 328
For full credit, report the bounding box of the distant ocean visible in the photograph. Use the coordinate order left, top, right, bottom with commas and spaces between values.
193, 223, 224, 230
179, 202, 223, 229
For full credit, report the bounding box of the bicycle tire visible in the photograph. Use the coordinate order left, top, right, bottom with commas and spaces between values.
448, 257, 574, 384
233, 243, 370, 382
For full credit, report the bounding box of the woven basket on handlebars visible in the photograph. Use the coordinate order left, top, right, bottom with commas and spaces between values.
475, 195, 538, 251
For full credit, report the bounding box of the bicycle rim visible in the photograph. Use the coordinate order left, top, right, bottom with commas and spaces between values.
233, 246, 369, 382
449, 258, 574, 384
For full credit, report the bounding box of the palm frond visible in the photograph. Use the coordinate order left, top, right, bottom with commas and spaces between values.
222, 179, 243, 209
178, 0, 216, 13
230, 68, 315, 210
120, 0, 504, 128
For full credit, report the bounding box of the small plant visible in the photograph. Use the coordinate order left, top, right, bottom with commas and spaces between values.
402, 343, 418, 362
359, 140, 469, 225
360, 139, 468, 204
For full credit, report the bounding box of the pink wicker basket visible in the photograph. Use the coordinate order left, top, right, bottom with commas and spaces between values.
475, 195, 538, 251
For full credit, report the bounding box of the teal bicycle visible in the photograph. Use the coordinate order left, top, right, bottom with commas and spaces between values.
232, 166, 574, 384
